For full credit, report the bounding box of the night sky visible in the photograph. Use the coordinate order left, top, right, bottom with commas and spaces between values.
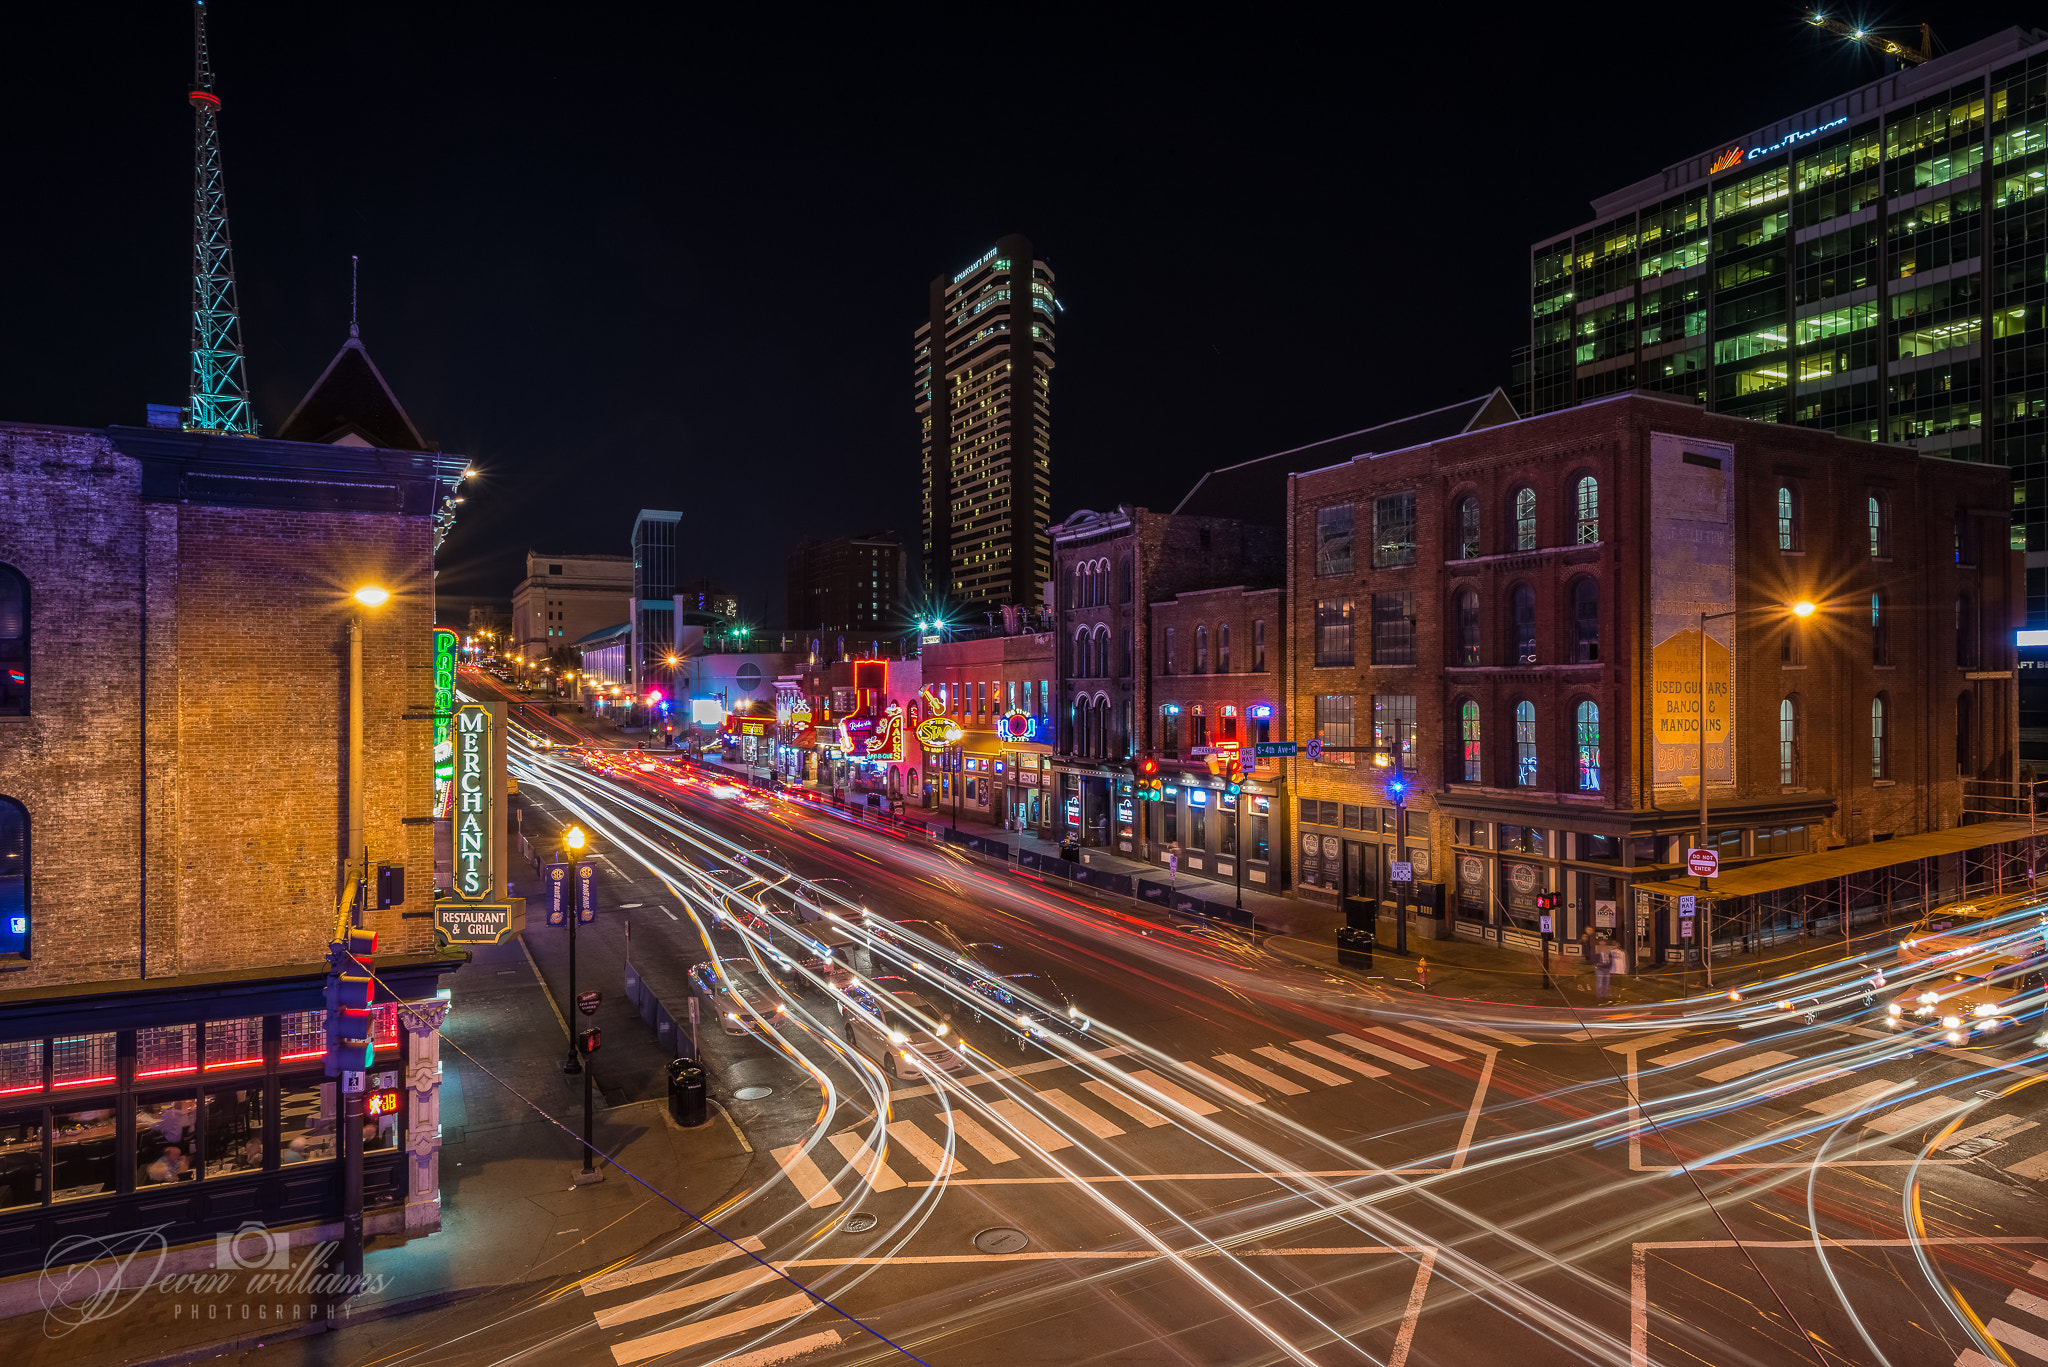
7, 4, 1994, 622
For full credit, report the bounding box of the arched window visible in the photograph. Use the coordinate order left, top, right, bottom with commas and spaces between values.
1776, 485, 1798, 551
1570, 578, 1600, 663
1871, 694, 1890, 779
1868, 494, 1887, 557
1460, 700, 1481, 783
1097, 629, 1111, 678
1457, 496, 1481, 560
1871, 592, 1887, 665
1511, 584, 1537, 665
1957, 593, 1976, 668
1574, 476, 1599, 544
1195, 625, 1210, 674
1515, 701, 1538, 786
0, 795, 24, 957
1075, 629, 1092, 677
1514, 487, 1537, 551
1120, 558, 1132, 604
1779, 696, 1800, 786
1456, 590, 1481, 666
1071, 565, 1084, 610
1575, 700, 1601, 791
1219, 625, 1231, 674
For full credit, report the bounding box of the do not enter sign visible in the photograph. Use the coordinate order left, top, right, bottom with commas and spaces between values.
1686, 848, 1720, 878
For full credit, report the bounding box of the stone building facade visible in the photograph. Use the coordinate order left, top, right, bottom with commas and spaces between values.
0, 420, 467, 1275
1285, 391, 2018, 962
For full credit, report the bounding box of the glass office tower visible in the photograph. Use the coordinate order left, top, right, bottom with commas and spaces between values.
1526, 27, 2048, 620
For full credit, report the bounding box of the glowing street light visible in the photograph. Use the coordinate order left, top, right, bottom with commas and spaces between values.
564, 825, 586, 852
353, 585, 390, 607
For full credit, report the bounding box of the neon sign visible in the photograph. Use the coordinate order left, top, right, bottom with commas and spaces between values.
452, 702, 495, 900
916, 717, 958, 749
1710, 115, 1848, 173
433, 628, 458, 818
865, 703, 906, 762
998, 708, 1035, 741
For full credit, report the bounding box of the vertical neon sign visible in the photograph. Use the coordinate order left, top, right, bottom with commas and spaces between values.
452, 702, 495, 899
433, 628, 458, 818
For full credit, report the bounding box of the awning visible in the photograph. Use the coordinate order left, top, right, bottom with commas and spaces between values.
1636, 820, 2037, 901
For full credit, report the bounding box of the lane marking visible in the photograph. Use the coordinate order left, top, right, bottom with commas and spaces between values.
1177, 1060, 1266, 1107
609, 1291, 813, 1365
1215, 1052, 1308, 1096
774, 1244, 1435, 1267
1126, 1068, 1222, 1116
886, 1120, 965, 1176
1389, 1247, 1438, 1367
1958, 1350, 2003, 1367
618, 902, 645, 908
988, 1097, 1074, 1152
1647, 1038, 1740, 1068
1081, 1079, 1171, 1128
1942, 1116, 2040, 1151
769, 1143, 842, 1207
594, 1264, 780, 1328
1290, 1038, 1390, 1078
582, 1235, 765, 1295
1744, 1066, 1853, 1103
661, 906, 677, 920
1366, 1025, 1461, 1063
1327, 1033, 1429, 1071
1697, 1050, 1797, 1084
1252, 1045, 1349, 1087
1039, 1086, 1127, 1138
941, 1111, 1020, 1164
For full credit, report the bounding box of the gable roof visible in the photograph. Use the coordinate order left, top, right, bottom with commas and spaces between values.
1172, 388, 1518, 525
275, 325, 428, 450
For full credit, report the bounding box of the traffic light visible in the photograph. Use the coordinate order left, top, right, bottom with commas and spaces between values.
577, 1027, 602, 1055
1138, 757, 1159, 777
324, 927, 377, 1076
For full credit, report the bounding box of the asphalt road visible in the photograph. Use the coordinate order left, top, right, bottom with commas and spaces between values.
299, 677, 2048, 1367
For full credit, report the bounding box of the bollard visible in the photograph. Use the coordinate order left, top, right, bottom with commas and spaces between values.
666, 1057, 708, 1127
1418, 958, 1429, 991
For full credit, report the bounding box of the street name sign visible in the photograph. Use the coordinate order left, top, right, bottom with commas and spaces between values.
1390, 861, 1414, 883
1253, 741, 1298, 759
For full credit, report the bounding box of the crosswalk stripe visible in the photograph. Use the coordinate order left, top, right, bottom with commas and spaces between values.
769, 1144, 842, 1208
1082, 1079, 1171, 1127
1561, 1028, 1595, 1042
1648, 1038, 1741, 1067
1958, 1350, 2003, 1367
1603, 1029, 1689, 1054
1039, 1087, 1127, 1138
2008, 1150, 2048, 1181
1126, 1068, 1223, 1115
1404, 1021, 1495, 1054
582, 1236, 765, 1295
1365, 1025, 1461, 1063
827, 1132, 905, 1190
2010, 1288, 2048, 1320
886, 1120, 965, 1176
1941, 1116, 2040, 1152
988, 1097, 1075, 1152
1253, 1045, 1349, 1087
1805, 1079, 1912, 1115
1747, 1067, 1854, 1103
1698, 1050, 1797, 1083
594, 1264, 781, 1328
1987, 1317, 2048, 1361
609, 1291, 813, 1365
1865, 1096, 1963, 1136
1291, 1038, 1390, 1077
1178, 1060, 1267, 1106
1327, 1033, 1429, 1071
1463, 1024, 1539, 1047
2027, 1260, 2048, 1282
1215, 1053, 1309, 1095
942, 1111, 1020, 1164
717, 1330, 845, 1367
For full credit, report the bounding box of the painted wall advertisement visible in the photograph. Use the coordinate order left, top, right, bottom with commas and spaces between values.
1650, 433, 1736, 792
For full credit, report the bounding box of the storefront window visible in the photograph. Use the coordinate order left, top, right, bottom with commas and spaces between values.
279, 1075, 338, 1165
53, 1033, 116, 1090
206, 1018, 264, 1071
0, 1110, 40, 1209
1163, 797, 1177, 845
1191, 805, 1207, 851
136, 1094, 199, 1186
206, 1086, 267, 1176
1, 1039, 42, 1095
50, 1107, 118, 1201
137, 1024, 198, 1081
1499, 825, 1547, 856
1252, 814, 1268, 861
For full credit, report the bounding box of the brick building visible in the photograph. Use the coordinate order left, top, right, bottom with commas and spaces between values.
1048, 507, 1283, 858
0, 419, 467, 1274
510, 550, 632, 685
1285, 391, 2018, 965
918, 632, 1056, 829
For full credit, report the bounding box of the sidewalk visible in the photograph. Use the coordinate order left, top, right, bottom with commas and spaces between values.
7, 936, 759, 1367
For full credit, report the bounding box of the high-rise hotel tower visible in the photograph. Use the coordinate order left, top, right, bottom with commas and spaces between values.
1524, 27, 2048, 619
916, 235, 1057, 610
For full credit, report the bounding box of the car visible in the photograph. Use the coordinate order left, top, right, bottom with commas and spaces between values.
688, 958, 793, 1037
836, 975, 968, 1079
863, 916, 973, 976
1883, 956, 2048, 1047
957, 942, 1091, 1047
1898, 900, 2048, 969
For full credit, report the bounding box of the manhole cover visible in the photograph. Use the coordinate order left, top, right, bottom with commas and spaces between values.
734, 1086, 774, 1101
840, 1213, 878, 1233
973, 1227, 1030, 1255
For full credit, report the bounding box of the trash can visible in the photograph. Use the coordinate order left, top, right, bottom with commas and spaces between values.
666, 1057, 708, 1128
1059, 841, 1081, 862
1336, 924, 1375, 970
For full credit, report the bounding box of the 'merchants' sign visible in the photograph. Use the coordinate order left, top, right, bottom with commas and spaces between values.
452, 702, 495, 899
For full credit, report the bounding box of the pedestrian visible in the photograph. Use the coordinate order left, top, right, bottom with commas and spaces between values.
1593, 936, 1614, 1004
1579, 923, 1598, 979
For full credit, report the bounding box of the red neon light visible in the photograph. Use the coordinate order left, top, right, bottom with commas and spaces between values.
137, 1065, 199, 1078
0, 1082, 44, 1096
188, 91, 220, 107
54, 1074, 116, 1089
279, 1048, 323, 1061
203, 1057, 265, 1071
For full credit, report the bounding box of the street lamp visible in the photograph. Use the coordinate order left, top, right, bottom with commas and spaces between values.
340, 581, 388, 1287
1692, 600, 1816, 985
562, 825, 587, 1076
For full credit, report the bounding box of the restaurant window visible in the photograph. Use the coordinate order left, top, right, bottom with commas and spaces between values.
0, 1038, 39, 1094
1372, 593, 1416, 665
1459, 699, 1481, 782
1456, 590, 1480, 665
0, 1110, 41, 1210
1374, 492, 1418, 568
1499, 824, 1547, 855
52, 1105, 118, 1201
1315, 694, 1355, 764
1515, 700, 1538, 786
137, 1094, 199, 1186
53, 1032, 116, 1090
205, 1085, 267, 1179
206, 1017, 264, 1071
281, 1009, 325, 1066
1316, 503, 1355, 576
1574, 475, 1600, 544
1191, 804, 1207, 851
0, 565, 24, 716
1575, 700, 1601, 792
1457, 495, 1481, 559
279, 1075, 339, 1164
1514, 487, 1537, 551
1161, 709, 1180, 758
1372, 694, 1416, 771
1315, 599, 1355, 667
1252, 810, 1269, 861
137, 1024, 197, 1081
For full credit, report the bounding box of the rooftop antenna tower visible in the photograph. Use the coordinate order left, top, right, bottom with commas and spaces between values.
186, 0, 253, 434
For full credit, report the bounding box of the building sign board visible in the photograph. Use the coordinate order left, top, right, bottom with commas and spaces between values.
1651, 436, 1736, 791
452, 702, 496, 900
434, 901, 514, 944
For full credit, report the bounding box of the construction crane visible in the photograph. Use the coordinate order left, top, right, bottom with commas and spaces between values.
1803, 10, 1939, 66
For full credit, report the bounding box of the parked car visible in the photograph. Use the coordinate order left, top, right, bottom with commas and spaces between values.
836, 974, 968, 1079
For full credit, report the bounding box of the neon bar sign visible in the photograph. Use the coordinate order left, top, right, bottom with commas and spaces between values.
452, 702, 495, 899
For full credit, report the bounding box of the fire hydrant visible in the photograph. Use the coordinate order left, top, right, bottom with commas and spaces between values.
1418, 958, 1429, 991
